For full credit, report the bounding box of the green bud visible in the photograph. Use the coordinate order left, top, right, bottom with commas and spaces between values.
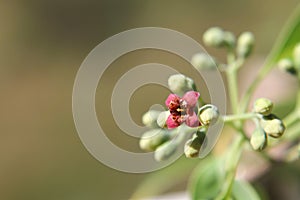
260, 114, 285, 138
168, 74, 194, 96
199, 104, 220, 126
139, 129, 170, 151
203, 27, 225, 47
293, 43, 300, 68
250, 128, 267, 151
154, 140, 177, 161
278, 58, 297, 75
184, 130, 206, 158
237, 32, 254, 58
142, 110, 161, 128
156, 111, 169, 128
253, 98, 273, 116
191, 53, 217, 70
224, 31, 236, 48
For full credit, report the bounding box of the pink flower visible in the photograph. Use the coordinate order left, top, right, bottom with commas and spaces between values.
165, 91, 201, 129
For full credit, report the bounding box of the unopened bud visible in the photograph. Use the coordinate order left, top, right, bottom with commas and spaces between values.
191, 53, 217, 70
250, 128, 267, 151
224, 31, 236, 48
142, 110, 161, 128
260, 114, 285, 138
278, 58, 297, 75
199, 104, 220, 126
237, 32, 254, 58
168, 74, 194, 96
156, 111, 169, 128
254, 98, 273, 116
293, 43, 300, 68
184, 130, 206, 158
203, 27, 225, 47
154, 140, 177, 161
139, 129, 170, 151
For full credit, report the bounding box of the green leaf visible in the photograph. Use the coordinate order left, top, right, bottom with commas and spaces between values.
262, 3, 300, 74
188, 157, 225, 200
232, 180, 261, 200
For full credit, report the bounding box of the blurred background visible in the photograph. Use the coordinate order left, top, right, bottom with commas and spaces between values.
1, 0, 300, 199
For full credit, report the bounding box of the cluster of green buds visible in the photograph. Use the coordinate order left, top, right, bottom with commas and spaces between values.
250, 98, 285, 151
278, 43, 300, 76
139, 73, 220, 161
192, 27, 255, 71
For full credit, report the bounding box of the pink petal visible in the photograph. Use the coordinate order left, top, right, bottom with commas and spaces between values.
185, 112, 200, 127
165, 93, 180, 107
166, 115, 180, 129
182, 91, 200, 107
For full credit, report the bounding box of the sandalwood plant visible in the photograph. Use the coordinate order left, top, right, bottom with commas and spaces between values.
134, 5, 300, 200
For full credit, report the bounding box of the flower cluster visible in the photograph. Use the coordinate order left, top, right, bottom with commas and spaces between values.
137, 24, 300, 200
139, 73, 220, 160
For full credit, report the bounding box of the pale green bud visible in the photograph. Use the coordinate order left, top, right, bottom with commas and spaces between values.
293, 43, 300, 68
199, 104, 220, 126
278, 58, 297, 75
237, 32, 254, 58
191, 53, 217, 70
203, 27, 225, 47
168, 74, 195, 96
156, 111, 169, 128
250, 128, 267, 151
224, 31, 236, 48
260, 114, 285, 138
253, 98, 273, 116
154, 140, 177, 161
139, 129, 170, 151
184, 130, 206, 158
142, 110, 161, 128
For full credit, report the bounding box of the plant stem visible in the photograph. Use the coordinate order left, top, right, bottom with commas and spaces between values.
216, 134, 245, 200
223, 112, 259, 122
217, 56, 246, 200
226, 67, 239, 114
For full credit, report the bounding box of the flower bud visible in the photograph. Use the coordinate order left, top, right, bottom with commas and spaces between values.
260, 114, 285, 138
203, 27, 225, 47
250, 128, 267, 151
224, 31, 236, 48
142, 110, 161, 128
191, 53, 217, 70
156, 111, 169, 128
139, 129, 170, 151
237, 32, 254, 58
184, 130, 206, 158
278, 58, 297, 75
293, 43, 300, 68
168, 74, 194, 96
154, 140, 177, 161
199, 104, 220, 126
253, 98, 273, 116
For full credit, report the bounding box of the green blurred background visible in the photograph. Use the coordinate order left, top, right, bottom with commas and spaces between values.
1, 0, 299, 199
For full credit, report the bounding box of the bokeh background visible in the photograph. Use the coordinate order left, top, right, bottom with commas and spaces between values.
1, 0, 300, 199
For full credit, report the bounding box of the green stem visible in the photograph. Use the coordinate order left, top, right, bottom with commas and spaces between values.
284, 110, 299, 127
217, 56, 246, 200
226, 67, 239, 114
216, 134, 245, 200
223, 112, 259, 122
